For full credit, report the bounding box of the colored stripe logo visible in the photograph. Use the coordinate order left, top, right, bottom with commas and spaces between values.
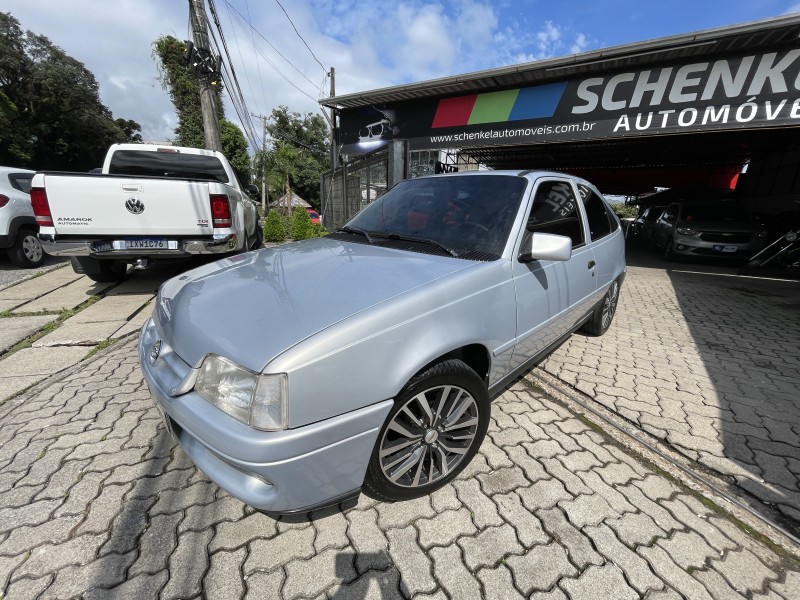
432, 82, 567, 128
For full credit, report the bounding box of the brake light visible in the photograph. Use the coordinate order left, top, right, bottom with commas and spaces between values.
210, 194, 232, 228
30, 187, 54, 226
0, 194, 9, 208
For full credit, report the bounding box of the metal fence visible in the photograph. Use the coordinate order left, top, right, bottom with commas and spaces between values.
321, 148, 389, 230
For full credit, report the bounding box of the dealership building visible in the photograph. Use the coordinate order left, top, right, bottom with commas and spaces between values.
319, 14, 800, 230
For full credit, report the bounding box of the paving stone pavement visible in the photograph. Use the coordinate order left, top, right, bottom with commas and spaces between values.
1, 338, 798, 599
540, 255, 800, 525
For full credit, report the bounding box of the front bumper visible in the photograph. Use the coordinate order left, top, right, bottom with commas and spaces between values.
137, 318, 393, 513
671, 234, 767, 258
39, 232, 239, 258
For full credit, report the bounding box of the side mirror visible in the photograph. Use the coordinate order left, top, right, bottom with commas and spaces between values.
519, 232, 572, 263
246, 184, 259, 197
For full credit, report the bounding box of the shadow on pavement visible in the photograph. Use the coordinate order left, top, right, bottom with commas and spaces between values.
631, 241, 800, 526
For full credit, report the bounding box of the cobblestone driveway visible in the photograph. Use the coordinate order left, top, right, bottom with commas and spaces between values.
540, 250, 800, 525
2, 338, 798, 599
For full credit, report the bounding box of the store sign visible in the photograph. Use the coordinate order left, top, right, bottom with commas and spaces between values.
338, 48, 800, 154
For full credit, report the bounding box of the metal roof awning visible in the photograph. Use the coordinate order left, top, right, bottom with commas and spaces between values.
320, 14, 800, 110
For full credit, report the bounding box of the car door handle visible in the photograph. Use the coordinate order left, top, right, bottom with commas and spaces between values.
588, 260, 596, 269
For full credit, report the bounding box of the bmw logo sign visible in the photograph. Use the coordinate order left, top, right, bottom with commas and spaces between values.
126, 197, 145, 214
149, 339, 162, 364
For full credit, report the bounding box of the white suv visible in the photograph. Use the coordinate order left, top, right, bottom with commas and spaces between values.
0, 166, 44, 268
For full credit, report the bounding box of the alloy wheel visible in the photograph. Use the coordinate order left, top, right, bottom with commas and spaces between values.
378, 384, 479, 488
22, 234, 43, 264
601, 280, 619, 330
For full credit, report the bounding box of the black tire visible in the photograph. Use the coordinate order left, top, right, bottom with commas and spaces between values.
663, 237, 675, 261
7, 228, 44, 268
581, 278, 621, 336
738, 257, 762, 275
738, 251, 777, 275
252, 224, 264, 249
363, 359, 490, 502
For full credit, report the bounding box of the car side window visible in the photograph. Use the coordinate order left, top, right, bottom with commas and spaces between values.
578, 184, 614, 240
527, 180, 585, 247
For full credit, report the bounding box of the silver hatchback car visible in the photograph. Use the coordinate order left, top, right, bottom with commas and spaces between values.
139, 171, 626, 513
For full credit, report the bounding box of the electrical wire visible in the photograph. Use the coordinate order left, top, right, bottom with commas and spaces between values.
271, 129, 328, 156
224, 7, 321, 104
220, 1, 263, 126
242, 0, 270, 115
207, 0, 261, 149
272, 0, 327, 74
223, 0, 322, 94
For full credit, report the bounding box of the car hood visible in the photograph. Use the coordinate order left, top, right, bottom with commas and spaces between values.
155, 237, 475, 371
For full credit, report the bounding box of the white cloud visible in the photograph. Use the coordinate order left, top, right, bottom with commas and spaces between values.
571, 32, 588, 54
2, 0, 592, 146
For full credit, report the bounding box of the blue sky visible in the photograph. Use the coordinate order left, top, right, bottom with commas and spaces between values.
4, 0, 800, 144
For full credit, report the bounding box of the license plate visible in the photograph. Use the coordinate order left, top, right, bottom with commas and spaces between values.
712, 245, 737, 253
113, 239, 178, 250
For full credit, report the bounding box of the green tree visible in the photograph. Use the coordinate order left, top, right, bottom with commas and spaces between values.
153, 35, 252, 185
266, 142, 301, 213
0, 12, 130, 170
255, 105, 329, 207
612, 203, 639, 219
115, 118, 143, 143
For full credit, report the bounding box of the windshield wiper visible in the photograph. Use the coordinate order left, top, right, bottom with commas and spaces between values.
337, 225, 375, 244
376, 232, 460, 257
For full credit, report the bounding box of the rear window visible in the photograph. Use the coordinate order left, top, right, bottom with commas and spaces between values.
108, 150, 229, 183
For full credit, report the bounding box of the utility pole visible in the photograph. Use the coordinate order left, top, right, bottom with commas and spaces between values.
251, 113, 268, 214
329, 67, 336, 170
188, 0, 223, 152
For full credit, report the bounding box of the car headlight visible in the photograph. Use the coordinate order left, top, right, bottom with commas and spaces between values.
757, 230, 769, 238
676, 227, 699, 236
194, 355, 287, 431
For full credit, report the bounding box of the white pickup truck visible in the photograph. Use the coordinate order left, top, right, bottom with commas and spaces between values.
31, 144, 262, 282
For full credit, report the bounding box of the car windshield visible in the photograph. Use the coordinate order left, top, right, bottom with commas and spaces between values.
343, 175, 528, 259
682, 202, 751, 222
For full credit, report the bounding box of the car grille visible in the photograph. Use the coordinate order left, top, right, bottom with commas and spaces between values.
699, 233, 751, 243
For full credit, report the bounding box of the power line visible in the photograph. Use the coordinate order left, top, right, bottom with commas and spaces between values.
221, 1, 264, 122
242, 0, 270, 115
224, 7, 321, 104
207, 0, 261, 149
271, 129, 328, 156
273, 0, 327, 75
223, 0, 322, 95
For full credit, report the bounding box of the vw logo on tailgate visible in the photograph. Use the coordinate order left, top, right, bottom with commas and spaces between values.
125, 197, 145, 214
